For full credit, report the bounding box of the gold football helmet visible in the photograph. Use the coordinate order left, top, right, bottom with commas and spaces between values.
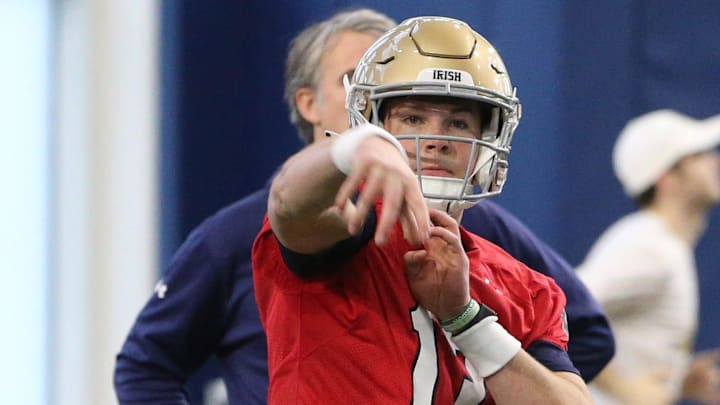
346, 16, 521, 215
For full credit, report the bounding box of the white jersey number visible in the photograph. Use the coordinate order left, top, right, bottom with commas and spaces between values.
410, 307, 486, 404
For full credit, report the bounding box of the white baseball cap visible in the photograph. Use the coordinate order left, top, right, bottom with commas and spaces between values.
613, 109, 720, 197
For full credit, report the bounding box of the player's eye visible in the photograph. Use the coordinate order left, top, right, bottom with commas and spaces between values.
450, 119, 469, 130
403, 115, 423, 125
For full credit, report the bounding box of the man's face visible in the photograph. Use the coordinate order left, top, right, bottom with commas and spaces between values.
311, 30, 379, 142
383, 97, 485, 180
675, 149, 720, 207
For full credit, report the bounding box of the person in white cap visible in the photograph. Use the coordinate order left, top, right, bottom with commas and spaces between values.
577, 109, 720, 405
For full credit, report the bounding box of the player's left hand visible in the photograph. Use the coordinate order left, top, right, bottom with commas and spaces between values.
403, 208, 470, 321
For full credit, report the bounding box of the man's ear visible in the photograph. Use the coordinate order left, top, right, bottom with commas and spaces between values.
295, 87, 320, 125
656, 168, 680, 193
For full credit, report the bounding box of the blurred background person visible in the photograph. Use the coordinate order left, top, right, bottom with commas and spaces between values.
578, 110, 720, 405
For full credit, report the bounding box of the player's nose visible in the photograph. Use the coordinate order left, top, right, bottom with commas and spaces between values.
422, 135, 451, 153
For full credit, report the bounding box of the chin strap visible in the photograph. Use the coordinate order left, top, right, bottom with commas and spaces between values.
421, 176, 479, 219
425, 198, 476, 220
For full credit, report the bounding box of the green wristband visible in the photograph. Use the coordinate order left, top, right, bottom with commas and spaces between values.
441, 299, 480, 334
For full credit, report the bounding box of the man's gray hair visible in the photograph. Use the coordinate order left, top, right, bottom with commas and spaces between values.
284, 8, 396, 144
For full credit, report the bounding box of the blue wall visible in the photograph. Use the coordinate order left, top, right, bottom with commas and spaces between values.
161, 1, 720, 401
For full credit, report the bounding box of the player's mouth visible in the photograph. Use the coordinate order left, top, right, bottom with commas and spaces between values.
420, 166, 454, 177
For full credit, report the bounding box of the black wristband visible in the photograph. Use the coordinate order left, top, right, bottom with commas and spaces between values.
452, 303, 497, 336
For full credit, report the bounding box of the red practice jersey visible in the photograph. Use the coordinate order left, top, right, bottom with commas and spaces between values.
252, 205, 573, 404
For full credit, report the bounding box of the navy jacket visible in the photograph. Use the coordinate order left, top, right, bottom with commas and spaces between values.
114, 185, 614, 404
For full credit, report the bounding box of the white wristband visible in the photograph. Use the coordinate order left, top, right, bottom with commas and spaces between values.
330, 123, 408, 175
451, 316, 521, 378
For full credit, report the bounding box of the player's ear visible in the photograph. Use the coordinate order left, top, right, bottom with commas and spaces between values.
296, 87, 320, 125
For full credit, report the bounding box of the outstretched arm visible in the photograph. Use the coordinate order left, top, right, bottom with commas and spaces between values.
269, 124, 429, 254
115, 188, 270, 404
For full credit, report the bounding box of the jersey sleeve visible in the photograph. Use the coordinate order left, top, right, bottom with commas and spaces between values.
525, 340, 578, 375
277, 208, 377, 278
114, 230, 230, 403
463, 201, 614, 381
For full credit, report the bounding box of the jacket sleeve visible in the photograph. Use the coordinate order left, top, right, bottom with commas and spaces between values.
113, 228, 231, 404
461, 201, 614, 382
114, 188, 269, 404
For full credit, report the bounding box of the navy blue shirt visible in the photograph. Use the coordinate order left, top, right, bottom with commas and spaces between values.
114, 185, 614, 404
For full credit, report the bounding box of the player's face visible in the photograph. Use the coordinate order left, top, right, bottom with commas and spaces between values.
311, 30, 380, 142
383, 97, 485, 180
675, 148, 720, 206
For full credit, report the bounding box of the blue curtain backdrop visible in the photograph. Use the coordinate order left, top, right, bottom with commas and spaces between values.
160, 1, 720, 401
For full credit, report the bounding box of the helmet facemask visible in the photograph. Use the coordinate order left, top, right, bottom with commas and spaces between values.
382, 97, 512, 217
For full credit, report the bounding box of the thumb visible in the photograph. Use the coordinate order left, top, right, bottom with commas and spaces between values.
404, 250, 427, 278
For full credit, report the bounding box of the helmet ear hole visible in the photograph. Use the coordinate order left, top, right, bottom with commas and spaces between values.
374, 99, 389, 126
492, 161, 508, 191
474, 155, 496, 192
481, 107, 500, 141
